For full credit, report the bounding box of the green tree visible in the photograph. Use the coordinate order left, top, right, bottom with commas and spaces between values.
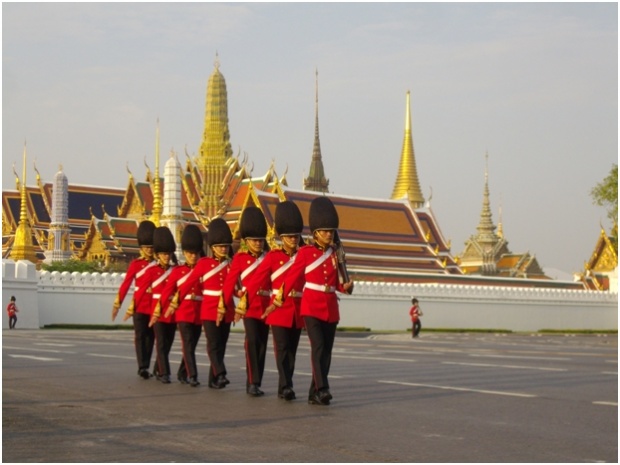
590, 163, 618, 249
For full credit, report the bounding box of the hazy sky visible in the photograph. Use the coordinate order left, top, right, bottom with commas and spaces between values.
2, 3, 617, 277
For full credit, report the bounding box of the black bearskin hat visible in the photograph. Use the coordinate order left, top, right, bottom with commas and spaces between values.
207, 218, 233, 247
181, 225, 203, 253
275, 200, 304, 236
153, 226, 176, 254
137, 220, 156, 246
239, 206, 267, 239
309, 196, 339, 232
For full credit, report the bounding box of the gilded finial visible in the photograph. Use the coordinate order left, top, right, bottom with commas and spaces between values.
150, 119, 163, 226
9, 140, 37, 262
126, 162, 134, 180
34, 161, 41, 181
214, 51, 220, 70
390, 90, 424, 207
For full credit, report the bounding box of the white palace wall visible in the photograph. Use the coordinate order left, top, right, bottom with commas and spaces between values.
2, 259, 618, 331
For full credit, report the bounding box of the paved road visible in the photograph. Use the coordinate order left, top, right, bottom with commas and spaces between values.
2, 330, 617, 462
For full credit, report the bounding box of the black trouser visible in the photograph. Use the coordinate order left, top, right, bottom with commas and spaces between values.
242, 317, 269, 388
9, 315, 17, 329
154, 321, 176, 376
133, 312, 155, 371
178, 322, 202, 380
413, 320, 421, 337
271, 325, 302, 394
203, 320, 231, 384
304, 316, 337, 396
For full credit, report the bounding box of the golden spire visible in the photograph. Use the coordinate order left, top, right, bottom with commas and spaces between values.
497, 193, 504, 239
391, 90, 424, 208
10, 141, 37, 263
303, 68, 329, 193
197, 53, 233, 217
476, 152, 498, 243
150, 118, 163, 226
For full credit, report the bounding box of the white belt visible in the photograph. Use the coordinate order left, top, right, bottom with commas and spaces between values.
272, 289, 303, 298
185, 295, 203, 301
152, 294, 161, 299
304, 283, 336, 293
202, 290, 222, 297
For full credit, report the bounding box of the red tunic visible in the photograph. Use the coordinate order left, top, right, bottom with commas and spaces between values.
160, 264, 201, 325
280, 244, 346, 323
115, 258, 157, 315
223, 252, 271, 320
246, 248, 304, 329
409, 305, 421, 322
133, 264, 176, 323
6, 302, 17, 317
177, 256, 235, 323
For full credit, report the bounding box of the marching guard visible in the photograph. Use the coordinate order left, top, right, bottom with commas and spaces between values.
223, 207, 271, 397
270, 196, 354, 405
158, 224, 204, 386
249, 200, 305, 401
112, 220, 157, 379
173, 218, 235, 389
134, 226, 177, 383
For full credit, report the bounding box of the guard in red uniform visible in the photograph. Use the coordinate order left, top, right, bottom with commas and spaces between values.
223, 207, 271, 397
7, 296, 18, 329
271, 196, 353, 405
135, 226, 177, 384
158, 225, 204, 386
173, 218, 235, 389
112, 220, 157, 379
409, 297, 423, 338
249, 201, 305, 401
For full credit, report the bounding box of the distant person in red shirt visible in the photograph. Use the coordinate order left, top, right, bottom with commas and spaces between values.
409, 298, 423, 338
7, 296, 19, 329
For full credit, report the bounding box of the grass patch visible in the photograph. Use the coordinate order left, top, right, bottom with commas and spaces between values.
538, 329, 617, 335
43, 324, 133, 330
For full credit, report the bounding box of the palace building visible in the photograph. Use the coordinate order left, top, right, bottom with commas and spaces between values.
2, 56, 587, 289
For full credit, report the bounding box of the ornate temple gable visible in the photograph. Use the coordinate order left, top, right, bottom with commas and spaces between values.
117, 173, 143, 219
588, 228, 618, 273
575, 227, 618, 290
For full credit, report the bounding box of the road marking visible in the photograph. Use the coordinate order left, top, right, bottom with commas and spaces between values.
592, 401, 618, 406
34, 343, 74, 347
442, 361, 567, 372
333, 354, 417, 363
88, 353, 135, 360
3, 345, 75, 354
9, 354, 62, 362
469, 354, 570, 361
378, 380, 537, 398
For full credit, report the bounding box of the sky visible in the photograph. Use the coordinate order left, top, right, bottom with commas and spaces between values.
2, 3, 617, 277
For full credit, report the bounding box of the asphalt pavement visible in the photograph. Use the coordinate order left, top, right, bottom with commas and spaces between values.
2, 329, 617, 463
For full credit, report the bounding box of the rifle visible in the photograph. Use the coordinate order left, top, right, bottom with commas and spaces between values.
333, 230, 350, 285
